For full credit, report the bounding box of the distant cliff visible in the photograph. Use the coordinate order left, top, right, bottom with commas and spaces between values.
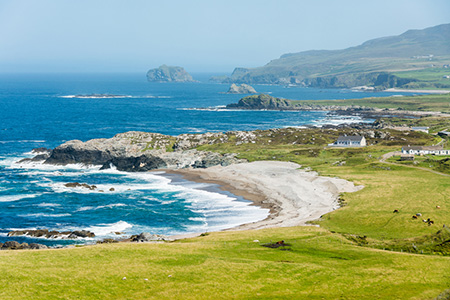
147, 65, 195, 82
214, 23, 450, 89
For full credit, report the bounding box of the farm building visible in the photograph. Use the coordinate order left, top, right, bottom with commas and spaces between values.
329, 135, 366, 147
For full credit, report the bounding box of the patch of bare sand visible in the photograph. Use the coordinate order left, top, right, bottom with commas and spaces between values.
168, 161, 363, 232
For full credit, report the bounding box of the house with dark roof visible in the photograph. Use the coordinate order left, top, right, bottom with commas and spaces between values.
329, 135, 366, 147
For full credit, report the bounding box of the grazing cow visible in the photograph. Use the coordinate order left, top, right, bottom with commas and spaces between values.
393, 209, 399, 213
436, 206, 441, 209
276, 240, 285, 245
412, 215, 418, 219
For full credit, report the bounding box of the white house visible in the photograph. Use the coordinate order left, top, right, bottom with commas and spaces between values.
411, 127, 429, 133
329, 135, 366, 147
401, 145, 450, 155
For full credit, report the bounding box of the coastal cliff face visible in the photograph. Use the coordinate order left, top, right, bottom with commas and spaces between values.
213, 23, 450, 89
41, 131, 244, 171
146, 65, 195, 82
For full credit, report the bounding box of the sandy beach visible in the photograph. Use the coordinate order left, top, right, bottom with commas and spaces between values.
384, 88, 450, 94
169, 161, 363, 231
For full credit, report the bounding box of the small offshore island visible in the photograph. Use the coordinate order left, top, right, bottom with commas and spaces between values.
146, 64, 196, 82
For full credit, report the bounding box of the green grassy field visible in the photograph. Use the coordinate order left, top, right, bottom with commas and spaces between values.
1, 227, 450, 300
393, 68, 450, 89
296, 94, 450, 113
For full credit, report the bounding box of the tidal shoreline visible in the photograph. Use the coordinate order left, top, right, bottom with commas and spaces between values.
166, 161, 363, 235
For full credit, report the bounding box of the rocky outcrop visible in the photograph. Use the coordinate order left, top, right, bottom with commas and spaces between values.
146, 65, 195, 82
18, 147, 52, 163
7, 229, 95, 239
130, 232, 167, 242
226, 83, 257, 94
226, 94, 293, 110
0, 241, 49, 250
28, 131, 245, 172
226, 94, 380, 114
65, 182, 97, 190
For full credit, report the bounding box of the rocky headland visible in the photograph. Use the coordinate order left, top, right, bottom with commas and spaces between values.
226, 83, 257, 94
225, 94, 450, 118
24, 131, 246, 171
146, 65, 195, 82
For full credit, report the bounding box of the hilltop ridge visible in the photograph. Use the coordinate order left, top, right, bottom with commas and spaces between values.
214, 23, 450, 89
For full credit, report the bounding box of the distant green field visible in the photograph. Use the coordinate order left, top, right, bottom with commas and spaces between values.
298, 93, 450, 113
393, 68, 450, 89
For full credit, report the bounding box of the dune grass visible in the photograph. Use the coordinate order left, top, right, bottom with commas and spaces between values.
1, 227, 450, 300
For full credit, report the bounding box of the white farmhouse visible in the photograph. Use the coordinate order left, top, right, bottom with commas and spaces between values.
329, 135, 366, 147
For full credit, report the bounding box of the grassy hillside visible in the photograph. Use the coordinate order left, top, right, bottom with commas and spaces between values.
1, 227, 450, 299
217, 24, 450, 89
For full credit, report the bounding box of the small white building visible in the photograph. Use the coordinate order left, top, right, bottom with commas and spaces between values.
329, 135, 366, 147
411, 127, 429, 133
401, 145, 450, 155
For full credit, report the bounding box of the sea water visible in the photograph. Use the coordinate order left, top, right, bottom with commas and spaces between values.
0, 73, 418, 246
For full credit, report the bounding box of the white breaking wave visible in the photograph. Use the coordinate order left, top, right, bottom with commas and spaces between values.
59, 95, 171, 99
19, 213, 71, 218
86, 221, 132, 236
76, 203, 127, 212
0, 194, 41, 202
36, 202, 61, 208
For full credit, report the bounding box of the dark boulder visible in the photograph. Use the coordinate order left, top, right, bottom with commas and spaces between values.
100, 155, 167, 172
29, 243, 49, 250
32, 147, 52, 154
17, 153, 50, 163
131, 232, 166, 242
64, 182, 97, 190
1, 241, 21, 250
68, 230, 95, 238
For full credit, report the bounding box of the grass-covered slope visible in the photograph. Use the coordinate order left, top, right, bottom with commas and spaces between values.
219, 23, 450, 89
1, 227, 450, 300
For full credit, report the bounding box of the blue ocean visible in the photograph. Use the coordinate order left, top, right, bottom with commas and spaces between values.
0, 73, 416, 246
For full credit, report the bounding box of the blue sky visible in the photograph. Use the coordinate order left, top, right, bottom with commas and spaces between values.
0, 0, 449, 73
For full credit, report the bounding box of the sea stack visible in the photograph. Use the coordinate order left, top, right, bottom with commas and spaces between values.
146, 65, 195, 82
226, 83, 257, 94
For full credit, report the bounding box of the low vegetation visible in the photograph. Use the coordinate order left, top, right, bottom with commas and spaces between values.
1, 227, 450, 299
